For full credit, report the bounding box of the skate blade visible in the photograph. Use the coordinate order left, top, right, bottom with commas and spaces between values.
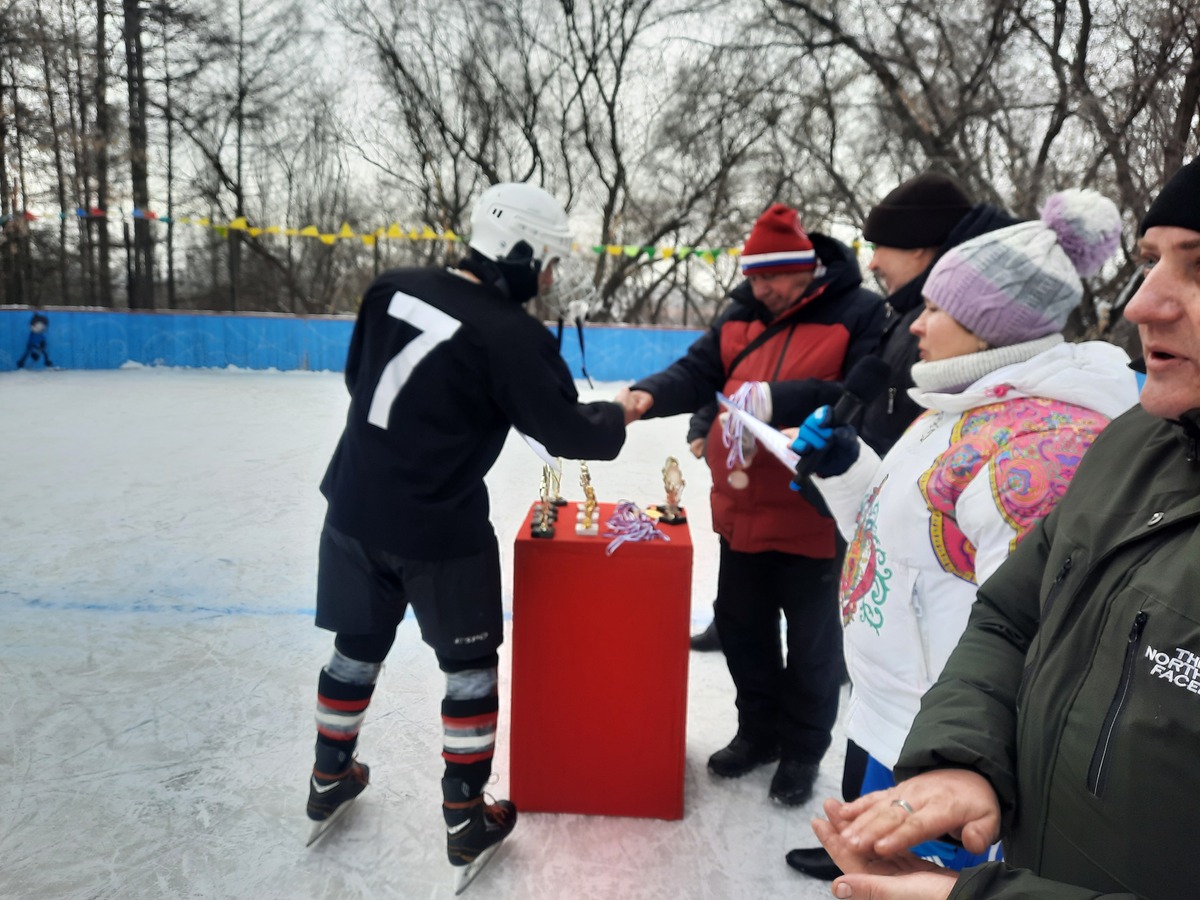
305, 797, 357, 847
453, 843, 503, 895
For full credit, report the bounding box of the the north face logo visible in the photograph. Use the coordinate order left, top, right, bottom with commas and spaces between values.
1145, 645, 1200, 695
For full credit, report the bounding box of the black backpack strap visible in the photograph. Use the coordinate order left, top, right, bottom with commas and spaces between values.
725, 317, 794, 378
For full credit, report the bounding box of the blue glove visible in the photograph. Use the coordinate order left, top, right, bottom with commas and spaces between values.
790, 405, 834, 456
789, 406, 861, 489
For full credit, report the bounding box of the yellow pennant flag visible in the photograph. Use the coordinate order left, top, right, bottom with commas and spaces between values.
248, 227, 263, 237
387, 223, 404, 239
421, 226, 438, 239
299, 225, 319, 237
284, 228, 299, 236
319, 234, 336, 245
444, 228, 459, 241
361, 234, 377, 247
265, 225, 281, 235
229, 216, 249, 231
338, 222, 355, 239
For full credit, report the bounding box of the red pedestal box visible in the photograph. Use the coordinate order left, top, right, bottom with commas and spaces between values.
509, 501, 693, 820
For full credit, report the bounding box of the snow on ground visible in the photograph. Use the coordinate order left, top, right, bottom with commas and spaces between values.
1, 366, 845, 899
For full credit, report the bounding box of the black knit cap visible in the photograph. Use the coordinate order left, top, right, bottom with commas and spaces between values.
1139, 157, 1200, 235
863, 172, 973, 249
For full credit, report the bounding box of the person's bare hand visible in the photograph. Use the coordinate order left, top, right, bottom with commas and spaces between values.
834, 771, 1001, 858
812, 809, 957, 900
829, 870, 957, 900
689, 437, 706, 459
613, 387, 653, 425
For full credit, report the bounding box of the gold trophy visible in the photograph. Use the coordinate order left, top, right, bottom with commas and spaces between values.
550, 458, 567, 507
575, 462, 599, 536
650, 456, 688, 525
531, 465, 556, 538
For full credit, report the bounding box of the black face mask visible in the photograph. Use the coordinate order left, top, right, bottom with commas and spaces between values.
459, 242, 543, 304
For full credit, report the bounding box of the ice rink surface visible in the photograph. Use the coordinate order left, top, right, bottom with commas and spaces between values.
1, 366, 847, 899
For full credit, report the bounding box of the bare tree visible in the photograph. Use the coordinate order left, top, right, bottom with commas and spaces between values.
123, 0, 154, 308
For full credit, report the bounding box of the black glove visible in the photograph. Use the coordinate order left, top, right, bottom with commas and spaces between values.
804, 424, 860, 478
788, 406, 861, 488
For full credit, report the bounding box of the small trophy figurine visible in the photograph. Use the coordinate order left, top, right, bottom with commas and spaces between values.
550, 458, 567, 507
651, 456, 688, 525
576, 462, 599, 536
531, 466, 556, 538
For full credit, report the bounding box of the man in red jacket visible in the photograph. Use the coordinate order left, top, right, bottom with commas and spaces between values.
618, 203, 884, 806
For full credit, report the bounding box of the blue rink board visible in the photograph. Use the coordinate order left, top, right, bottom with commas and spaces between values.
0, 307, 703, 382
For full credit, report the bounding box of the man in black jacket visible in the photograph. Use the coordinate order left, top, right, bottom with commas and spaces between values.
857, 173, 1019, 453
304, 183, 626, 883
787, 172, 1018, 881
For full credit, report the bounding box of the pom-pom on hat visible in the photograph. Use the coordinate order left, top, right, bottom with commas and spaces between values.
1139, 157, 1200, 236
922, 188, 1122, 348
863, 172, 973, 249
740, 203, 816, 275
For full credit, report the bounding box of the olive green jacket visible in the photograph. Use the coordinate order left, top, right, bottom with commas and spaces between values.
896, 404, 1200, 899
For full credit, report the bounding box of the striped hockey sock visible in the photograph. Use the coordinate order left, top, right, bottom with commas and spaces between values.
441, 666, 499, 797
313, 655, 380, 780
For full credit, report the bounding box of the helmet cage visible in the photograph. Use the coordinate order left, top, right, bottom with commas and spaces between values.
543, 254, 599, 320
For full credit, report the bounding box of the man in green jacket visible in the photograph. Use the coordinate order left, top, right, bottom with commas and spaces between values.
809, 158, 1200, 900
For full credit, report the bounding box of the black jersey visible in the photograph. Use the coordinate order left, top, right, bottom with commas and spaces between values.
320, 266, 626, 559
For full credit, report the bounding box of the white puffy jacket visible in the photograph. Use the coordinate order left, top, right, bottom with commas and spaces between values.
814, 339, 1139, 767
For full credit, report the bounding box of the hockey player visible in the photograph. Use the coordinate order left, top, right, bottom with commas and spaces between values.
306, 183, 627, 889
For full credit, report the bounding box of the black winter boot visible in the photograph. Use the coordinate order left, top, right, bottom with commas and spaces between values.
689, 621, 722, 652
769, 759, 819, 806
707, 735, 780, 778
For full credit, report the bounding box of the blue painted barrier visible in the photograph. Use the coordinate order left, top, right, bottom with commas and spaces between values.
0, 307, 703, 382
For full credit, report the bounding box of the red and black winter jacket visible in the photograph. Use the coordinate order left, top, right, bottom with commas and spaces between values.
633, 233, 884, 556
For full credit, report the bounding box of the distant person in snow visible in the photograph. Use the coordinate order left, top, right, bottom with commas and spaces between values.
17, 312, 53, 369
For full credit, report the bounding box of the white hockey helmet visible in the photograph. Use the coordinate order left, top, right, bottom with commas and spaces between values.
468, 182, 574, 266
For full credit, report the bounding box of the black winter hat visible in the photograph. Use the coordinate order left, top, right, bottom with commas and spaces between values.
1140, 157, 1200, 235
863, 172, 973, 249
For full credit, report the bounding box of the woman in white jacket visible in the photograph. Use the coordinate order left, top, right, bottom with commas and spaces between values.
784, 188, 1140, 873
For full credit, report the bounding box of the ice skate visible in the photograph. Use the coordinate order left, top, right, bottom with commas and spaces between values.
443, 779, 517, 894
305, 760, 369, 846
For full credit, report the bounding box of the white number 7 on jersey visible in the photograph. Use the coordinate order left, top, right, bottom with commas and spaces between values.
367, 291, 462, 429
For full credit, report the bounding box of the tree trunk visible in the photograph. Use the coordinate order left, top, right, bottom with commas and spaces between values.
95, 0, 114, 307
123, 0, 154, 309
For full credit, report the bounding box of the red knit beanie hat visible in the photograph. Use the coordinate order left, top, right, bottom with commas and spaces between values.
740, 203, 816, 275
